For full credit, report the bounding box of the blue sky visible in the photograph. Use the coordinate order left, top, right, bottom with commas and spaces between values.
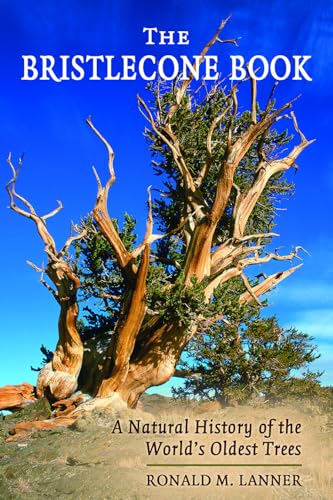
0, 0, 332, 392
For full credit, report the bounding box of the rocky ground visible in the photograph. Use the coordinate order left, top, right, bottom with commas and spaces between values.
0, 394, 332, 499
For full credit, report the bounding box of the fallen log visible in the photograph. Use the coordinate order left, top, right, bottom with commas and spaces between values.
0, 383, 36, 411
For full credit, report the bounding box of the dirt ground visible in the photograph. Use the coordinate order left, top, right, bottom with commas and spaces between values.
0, 394, 332, 499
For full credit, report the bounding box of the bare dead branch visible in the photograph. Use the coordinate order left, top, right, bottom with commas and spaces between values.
40, 276, 59, 300
144, 185, 153, 242
216, 37, 241, 46
237, 232, 279, 242
231, 85, 238, 119
262, 82, 279, 118
196, 101, 233, 187
201, 314, 232, 327
210, 98, 297, 227
86, 119, 135, 275
58, 224, 87, 259
204, 266, 242, 299
27, 260, 59, 300
232, 110, 314, 240
250, 75, 257, 124
239, 264, 303, 304
99, 293, 122, 301
5, 154, 84, 399
174, 369, 203, 379
6, 154, 36, 216
26, 260, 44, 273
174, 17, 232, 108
131, 186, 156, 259
132, 200, 205, 260
6, 155, 59, 259
240, 272, 262, 306
86, 116, 115, 192
42, 201, 63, 221
239, 245, 308, 268
92, 166, 103, 192
255, 128, 269, 167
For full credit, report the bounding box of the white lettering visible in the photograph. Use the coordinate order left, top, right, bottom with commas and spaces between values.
180, 55, 201, 80
40, 55, 61, 82
292, 55, 312, 81
204, 55, 219, 80
138, 55, 156, 80
159, 31, 175, 45
60, 55, 71, 81
86, 55, 104, 80
71, 55, 85, 80
230, 55, 247, 80
105, 55, 120, 80
122, 55, 136, 80
178, 31, 190, 45
248, 55, 269, 81
159, 55, 179, 80
143, 27, 158, 45
270, 55, 291, 80
21, 55, 38, 80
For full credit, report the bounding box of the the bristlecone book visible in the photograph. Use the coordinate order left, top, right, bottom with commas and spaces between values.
0, 1, 332, 499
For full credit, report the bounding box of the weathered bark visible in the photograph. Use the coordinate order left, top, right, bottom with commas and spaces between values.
0, 383, 36, 411
184, 219, 215, 282
37, 302, 83, 400
6, 156, 85, 402
114, 322, 192, 407
97, 245, 150, 396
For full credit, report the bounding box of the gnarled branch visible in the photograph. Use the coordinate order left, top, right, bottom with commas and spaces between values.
87, 117, 136, 278
6, 155, 84, 401
239, 264, 303, 305
232, 111, 314, 240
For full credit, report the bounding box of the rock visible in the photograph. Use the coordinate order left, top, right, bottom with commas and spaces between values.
0, 397, 52, 441
4, 397, 51, 426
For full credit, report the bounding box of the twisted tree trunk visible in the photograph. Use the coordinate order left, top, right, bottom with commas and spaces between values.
5, 156, 86, 403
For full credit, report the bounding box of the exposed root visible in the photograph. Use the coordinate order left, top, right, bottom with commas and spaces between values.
52, 393, 85, 417
71, 392, 127, 415
3, 392, 128, 442
6, 415, 77, 442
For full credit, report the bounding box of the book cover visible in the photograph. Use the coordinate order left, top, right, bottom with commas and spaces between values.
0, 1, 332, 498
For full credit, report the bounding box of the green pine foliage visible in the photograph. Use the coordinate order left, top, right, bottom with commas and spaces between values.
74, 213, 137, 339
75, 81, 297, 339
147, 81, 294, 247
172, 315, 321, 404
71, 79, 321, 402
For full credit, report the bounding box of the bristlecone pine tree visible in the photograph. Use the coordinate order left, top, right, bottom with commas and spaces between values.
172, 314, 321, 405
1, 20, 314, 417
